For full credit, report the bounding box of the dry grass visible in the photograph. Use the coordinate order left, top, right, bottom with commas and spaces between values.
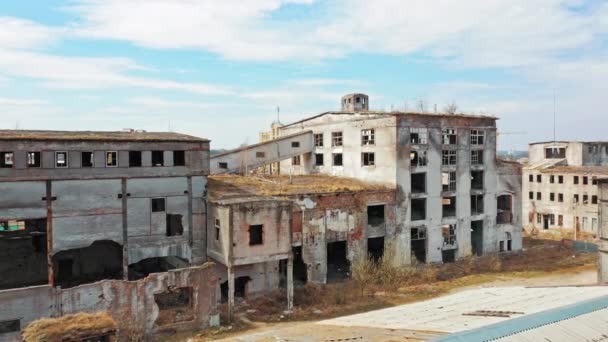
524, 227, 598, 242
22, 312, 117, 342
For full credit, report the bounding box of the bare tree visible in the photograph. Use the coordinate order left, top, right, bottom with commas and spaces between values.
443, 101, 458, 115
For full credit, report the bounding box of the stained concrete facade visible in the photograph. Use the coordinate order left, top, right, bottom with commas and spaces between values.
523, 141, 608, 234
599, 178, 608, 284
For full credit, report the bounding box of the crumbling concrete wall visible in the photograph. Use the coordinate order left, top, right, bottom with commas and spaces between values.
583, 143, 608, 166
598, 179, 608, 284
0, 266, 218, 341
528, 142, 583, 166
496, 159, 523, 252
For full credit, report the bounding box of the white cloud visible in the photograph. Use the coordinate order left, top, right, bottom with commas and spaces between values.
128, 97, 230, 109
0, 97, 47, 106
0, 17, 61, 49
289, 78, 366, 87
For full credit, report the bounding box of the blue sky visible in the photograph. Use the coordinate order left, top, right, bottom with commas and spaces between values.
0, 0, 607, 150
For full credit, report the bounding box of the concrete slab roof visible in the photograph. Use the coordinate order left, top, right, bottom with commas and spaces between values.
0, 130, 208, 142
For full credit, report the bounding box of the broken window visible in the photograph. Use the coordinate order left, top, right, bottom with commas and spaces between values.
314, 133, 324, 147
471, 194, 484, 215
442, 172, 456, 192
593, 178, 598, 185
166, 214, 183, 236
361, 129, 375, 145
105, 151, 117, 167
537, 192, 542, 200
550, 175, 555, 184
583, 176, 588, 185
558, 175, 564, 184
497, 194, 513, 224
471, 150, 484, 165
152, 151, 164, 166
367, 205, 385, 226
129, 151, 142, 167
529, 174, 533, 182
0, 152, 14, 168
442, 197, 456, 218
411, 172, 426, 193
0, 319, 20, 334
471, 170, 483, 190
53, 240, 123, 288
367, 237, 384, 263
537, 174, 542, 183
550, 193, 555, 201
574, 194, 579, 203
27, 152, 41, 168
327, 241, 349, 283
411, 198, 426, 221
173, 150, 186, 166
81, 152, 93, 168
128, 256, 187, 281
574, 176, 579, 184
331, 132, 343, 147
249, 224, 263, 245
215, 219, 220, 241
411, 226, 426, 263
470, 129, 484, 145
362, 152, 375, 166
333, 153, 343, 166
291, 141, 300, 148
545, 147, 565, 159
410, 127, 428, 144
292, 155, 301, 166
256, 151, 266, 158
442, 128, 457, 145
55, 151, 68, 168
442, 224, 457, 247
529, 191, 534, 200
442, 150, 457, 165
593, 195, 598, 204
151, 198, 166, 212
218, 162, 228, 169
558, 193, 564, 202
315, 153, 324, 166
583, 194, 589, 204
410, 150, 427, 167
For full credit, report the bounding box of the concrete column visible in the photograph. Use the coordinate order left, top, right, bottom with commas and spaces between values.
287, 256, 294, 311
45, 180, 54, 287
121, 178, 129, 280
227, 266, 235, 322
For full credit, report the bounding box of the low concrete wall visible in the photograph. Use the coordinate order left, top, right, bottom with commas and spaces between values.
0, 265, 218, 341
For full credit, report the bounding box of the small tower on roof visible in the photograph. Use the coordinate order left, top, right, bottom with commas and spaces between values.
341, 93, 369, 112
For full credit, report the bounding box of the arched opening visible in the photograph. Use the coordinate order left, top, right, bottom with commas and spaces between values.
128, 256, 189, 280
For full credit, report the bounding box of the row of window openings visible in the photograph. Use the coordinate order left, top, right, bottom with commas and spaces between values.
529, 191, 598, 204
535, 214, 598, 230
214, 219, 263, 246
411, 226, 513, 253
529, 174, 597, 185
412, 171, 484, 194
295, 152, 374, 167
0, 151, 186, 168
313, 128, 485, 148
300, 150, 484, 168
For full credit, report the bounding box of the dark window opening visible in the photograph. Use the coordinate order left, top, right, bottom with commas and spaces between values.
574, 194, 579, 203
411, 226, 426, 263
583, 194, 589, 204
471, 150, 484, 165
333, 153, 343, 166
442, 172, 456, 192
367, 237, 384, 263
592, 195, 598, 204
53, 240, 123, 288
442, 224, 457, 248
27, 152, 41, 168
470, 129, 485, 145
367, 205, 385, 226
550, 175, 555, 183
173, 150, 186, 166
558, 175, 564, 184
545, 147, 565, 159
411, 198, 426, 221
128, 256, 188, 281
471, 220, 483, 256
558, 193, 564, 202
105, 151, 117, 167
292, 155, 301, 166
314, 133, 323, 147
327, 241, 349, 283
442, 197, 456, 218
442, 249, 456, 263
219, 162, 228, 169
152, 198, 166, 212
0, 319, 20, 334
529, 174, 534, 182
215, 219, 220, 241
332, 132, 343, 147
166, 214, 183, 236
583, 176, 588, 185
442, 128, 457, 145
129, 151, 142, 167
471, 170, 484, 190
292, 246, 308, 285
361, 129, 375, 145
249, 224, 263, 245
537, 192, 542, 200
411, 172, 426, 193
442, 150, 457, 165
550, 192, 555, 201
529, 191, 534, 200
497, 194, 513, 224
574, 176, 579, 184
537, 174, 542, 183
411, 150, 427, 167
256, 151, 265, 158
471, 194, 484, 215
152, 151, 164, 166
315, 153, 324, 166
82, 152, 93, 168
291, 141, 300, 148
154, 286, 194, 326
410, 128, 428, 144
362, 152, 375, 166
0, 152, 14, 168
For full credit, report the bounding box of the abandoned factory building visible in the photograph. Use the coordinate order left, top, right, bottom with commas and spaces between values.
598, 178, 608, 284
0, 130, 218, 339
523, 141, 608, 235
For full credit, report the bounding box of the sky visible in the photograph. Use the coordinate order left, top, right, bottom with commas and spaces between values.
0, 0, 606, 150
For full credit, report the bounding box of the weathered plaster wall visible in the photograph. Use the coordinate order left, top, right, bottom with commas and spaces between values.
598, 180, 608, 284
497, 160, 523, 252
528, 142, 583, 166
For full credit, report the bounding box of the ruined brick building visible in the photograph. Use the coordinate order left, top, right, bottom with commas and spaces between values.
0, 130, 218, 340
523, 141, 608, 235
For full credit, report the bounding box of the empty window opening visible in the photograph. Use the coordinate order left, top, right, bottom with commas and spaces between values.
128, 256, 187, 281
367, 237, 384, 263
410, 127, 428, 144
256, 151, 266, 158
292, 155, 301, 166
529, 191, 534, 200
81, 152, 93, 168
362, 152, 375, 166
129, 151, 142, 167
497, 194, 513, 224
411, 150, 427, 167
331, 132, 343, 147
558, 193, 564, 202
152, 151, 164, 166
471, 194, 484, 215
411, 198, 426, 221
537, 174, 542, 183
215, 219, 220, 241
574, 176, 579, 184
558, 175, 564, 184
558, 215, 563, 226
411, 172, 426, 193
173, 150, 186, 166
249, 224, 263, 245
367, 205, 385, 226
333, 153, 343, 166
442, 249, 456, 263
442, 172, 456, 192
550, 193, 555, 201
471, 220, 483, 256
471, 170, 484, 190
154, 287, 194, 326
292, 246, 308, 285
327, 241, 349, 283
291, 141, 300, 148
505, 232, 512, 251
314, 133, 324, 147
315, 153, 324, 166
361, 129, 375, 145
55, 151, 68, 168
0, 319, 20, 335
442, 150, 457, 165
27, 152, 41, 168
442, 197, 456, 218
574, 194, 579, 203
537, 192, 542, 201
545, 147, 565, 159
411, 226, 426, 263
583, 194, 589, 204
442, 128, 457, 145
166, 214, 183, 236
592, 195, 598, 204
470, 129, 485, 145
152, 198, 166, 212
583, 176, 588, 185
105, 151, 117, 167
442, 224, 457, 248
550, 175, 555, 184
529, 174, 534, 182
471, 150, 484, 165
53, 240, 123, 288
0, 218, 48, 290
218, 162, 228, 169
0, 152, 14, 168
